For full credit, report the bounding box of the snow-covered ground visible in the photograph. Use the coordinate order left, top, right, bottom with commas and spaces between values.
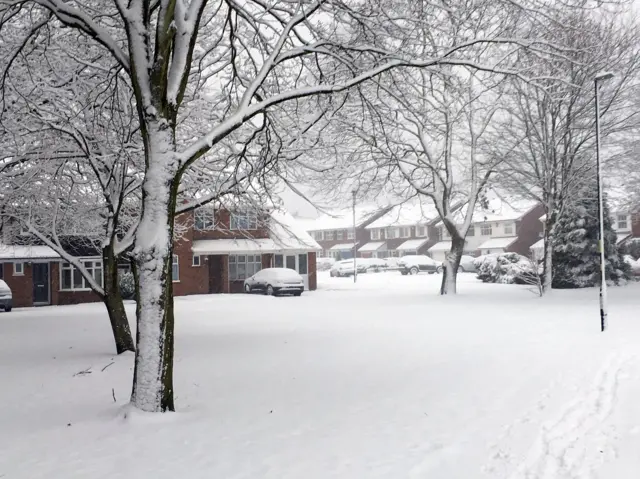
1, 272, 639, 478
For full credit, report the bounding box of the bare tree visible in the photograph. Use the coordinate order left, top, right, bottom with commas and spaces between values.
495, 8, 640, 293
0, 0, 592, 412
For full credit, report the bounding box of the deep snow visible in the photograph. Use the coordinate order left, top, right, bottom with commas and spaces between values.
1, 272, 639, 478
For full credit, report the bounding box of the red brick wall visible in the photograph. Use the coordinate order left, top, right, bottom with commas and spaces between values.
507, 203, 545, 256
172, 226, 209, 297
189, 209, 270, 241
308, 252, 317, 290
2, 262, 33, 307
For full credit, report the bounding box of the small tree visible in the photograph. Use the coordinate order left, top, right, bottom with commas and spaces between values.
552, 189, 629, 288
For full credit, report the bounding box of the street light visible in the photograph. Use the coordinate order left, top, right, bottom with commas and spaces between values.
594, 71, 614, 332
352, 189, 357, 283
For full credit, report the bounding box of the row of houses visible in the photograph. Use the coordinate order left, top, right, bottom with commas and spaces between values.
0, 206, 322, 308
301, 194, 640, 262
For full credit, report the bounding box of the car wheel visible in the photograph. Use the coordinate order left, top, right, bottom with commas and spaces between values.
5, 307, 11, 312
294, 291, 302, 297
244, 284, 251, 293
436, 266, 443, 273
266, 285, 275, 296
459, 266, 465, 273
409, 266, 419, 275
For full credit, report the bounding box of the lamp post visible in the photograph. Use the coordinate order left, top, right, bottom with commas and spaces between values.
352, 189, 357, 283
594, 71, 614, 332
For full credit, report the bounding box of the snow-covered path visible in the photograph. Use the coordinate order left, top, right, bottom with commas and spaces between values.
0, 273, 639, 478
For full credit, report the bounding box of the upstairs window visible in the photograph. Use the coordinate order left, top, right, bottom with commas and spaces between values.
467, 226, 475, 237
336, 230, 345, 240
324, 231, 335, 240
230, 212, 258, 230
194, 207, 216, 230
399, 227, 411, 238
617, 214, 629, 230
416, 226, 427, 237
504, 223, 514, 235
387, 227, 398, 239
480, 224, 492, 236
347, 230, 355, 240
370, 229, 380, 240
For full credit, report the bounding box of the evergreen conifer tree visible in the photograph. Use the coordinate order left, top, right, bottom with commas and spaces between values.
552, 186, 629, 288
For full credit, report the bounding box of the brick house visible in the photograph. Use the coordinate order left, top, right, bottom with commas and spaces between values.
428, 197, 545, 261
297, 205, 391, 260
0, 207, 320, 308
359, 203, 442, 258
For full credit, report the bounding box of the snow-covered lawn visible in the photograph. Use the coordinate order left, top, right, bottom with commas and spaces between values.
1, 272, 639, 478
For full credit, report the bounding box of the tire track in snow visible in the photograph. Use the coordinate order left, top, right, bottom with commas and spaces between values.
508, 352, 636, 479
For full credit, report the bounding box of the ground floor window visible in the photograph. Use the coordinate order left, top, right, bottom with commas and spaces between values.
192, 255, 201, 267
61, 260, 103, 290
229, 254, 261, 280
0, 263, 3, 279
172, 255, 179, 282
14, 262, 24, 275
298, 254, 308, 274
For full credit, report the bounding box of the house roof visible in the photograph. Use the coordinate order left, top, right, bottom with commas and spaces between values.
192, 209, 321, 254
617, 232, 632, 245
476, 237, 518, 250
296, 205, 389, 232
396, 238, 429, 251
358, 241, 386, 252
329, 243, 357, 251
435, 193, 540, 227
0, 244, 61, 260
530, 239, 544, 253
428, 241, 453, 252
365, 202, 439, 229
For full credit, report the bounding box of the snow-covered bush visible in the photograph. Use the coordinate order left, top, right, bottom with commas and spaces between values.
623, 255, 640, 277
474, 253, 538, 284
119, 272, 136, 300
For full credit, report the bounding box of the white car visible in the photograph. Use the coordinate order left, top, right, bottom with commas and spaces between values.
330, 259, 367, 277
458, 255, 477, 273
0, 280, 12, 312
359, 257, 388, 272
316, 257, 336, 271
397, 255, 442, 275
244, 268, 304, 296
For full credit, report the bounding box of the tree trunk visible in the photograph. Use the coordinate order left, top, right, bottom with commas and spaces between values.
541, 214, 555, 294
130, 122, 179, 413
102, 246, 135, 354
440, 234, 465, 295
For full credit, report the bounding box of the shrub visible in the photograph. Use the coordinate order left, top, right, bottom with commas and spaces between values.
119, 271, 136, 300
474, 253, 537, 285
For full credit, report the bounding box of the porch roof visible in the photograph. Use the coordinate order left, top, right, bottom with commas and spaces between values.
358, 241, 385, 252
192, 238, 316, 255
329, 242, 357, 251
395, 238, 429, 251
477, 237, 518, 250
428, 241, 452, 252
0, 244, 61, 260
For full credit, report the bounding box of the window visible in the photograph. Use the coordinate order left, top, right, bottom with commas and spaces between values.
467, 226, 475, 237
194, 207, 215, 230
416, 226, 427, 237
480, 224, 492, 236
617, 214, 629, 230
504, 223, 514, 235
230, 212, 258, 230
61, 260, 103, 290
387, 227, 398, 239
347, 230, 355, 240
274, 254, 284, 267
313, 231, 324, 241
370, 229, 380, 240
336, 230, 345, 240
229, 254, 262, 280
13, 262, 24, 276
0, 263, 3, 279
399, 227, 411, 238
324, 230, 335, 240
192, 255, 201, 267
298, 254, 308, 274
172, 255, 179, 282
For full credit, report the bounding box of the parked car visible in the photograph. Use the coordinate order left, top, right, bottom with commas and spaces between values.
0, 280, 12, 312
316, 257, 336, 271
458, 255, 477, 273
244, 268, 304, 296
398, 255, 442, 275
330, 259, 368, 277
383, 257, 400, 270
359, 257, 388, 273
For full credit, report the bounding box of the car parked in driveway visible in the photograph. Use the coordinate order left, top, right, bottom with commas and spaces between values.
359, 257, 388, 273
0, 280, 12, 312
458, 255, 477, 273
330, 259, 368, 277
244, 268, 304, 296
398, 255, 442, 275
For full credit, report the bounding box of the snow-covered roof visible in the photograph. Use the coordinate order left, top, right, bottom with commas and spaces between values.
365, 202, 439, 229
428, 241, 453, 252
530, 239, 544, 253
192, 209, 321, 254
329, 243, 357, 251
617, 233, 632, 245
436, 193, 540, 227
358, 241, 385, 252
0, 244, 61, 260
296, 205, 388, 232
476, 237, 518, 250
396, 238, 429, 251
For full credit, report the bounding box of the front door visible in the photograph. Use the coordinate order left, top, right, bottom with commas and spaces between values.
275, 253, 309, 290
32, 263, 50, 305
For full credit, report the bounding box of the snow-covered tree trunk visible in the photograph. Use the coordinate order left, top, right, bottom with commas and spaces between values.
440, 234, 465, 295
541, 214, 556, 294
131, 122, 180, 413
102, 245, 135, 354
